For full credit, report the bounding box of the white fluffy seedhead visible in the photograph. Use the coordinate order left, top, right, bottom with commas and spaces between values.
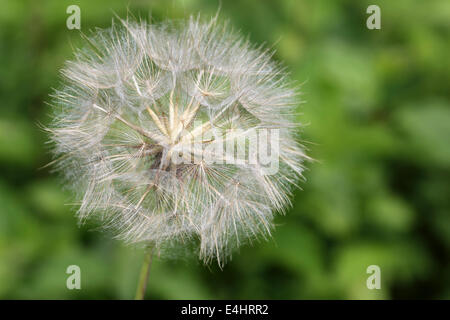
48, 15, 308, 266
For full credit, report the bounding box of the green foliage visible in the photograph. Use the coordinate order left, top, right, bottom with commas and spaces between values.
0, 0, 448, 299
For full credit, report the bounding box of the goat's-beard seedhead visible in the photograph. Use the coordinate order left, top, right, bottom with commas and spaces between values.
48, 15, 308, 266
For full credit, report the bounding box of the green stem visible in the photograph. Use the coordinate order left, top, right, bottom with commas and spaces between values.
134, 247, 154, 300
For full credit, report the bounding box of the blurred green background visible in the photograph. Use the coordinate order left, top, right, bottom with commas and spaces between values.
0, 0, 449, 299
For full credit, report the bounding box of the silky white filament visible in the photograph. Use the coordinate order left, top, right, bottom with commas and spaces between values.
48, 15, 308, 266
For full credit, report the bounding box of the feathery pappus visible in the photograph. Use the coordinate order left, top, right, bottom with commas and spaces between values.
47, 15, 309, 266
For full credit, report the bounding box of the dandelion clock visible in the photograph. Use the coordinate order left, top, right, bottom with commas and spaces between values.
47, 15, 308, 299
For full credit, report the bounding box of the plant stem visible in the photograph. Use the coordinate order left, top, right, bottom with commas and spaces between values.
134, 247, 154, 300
